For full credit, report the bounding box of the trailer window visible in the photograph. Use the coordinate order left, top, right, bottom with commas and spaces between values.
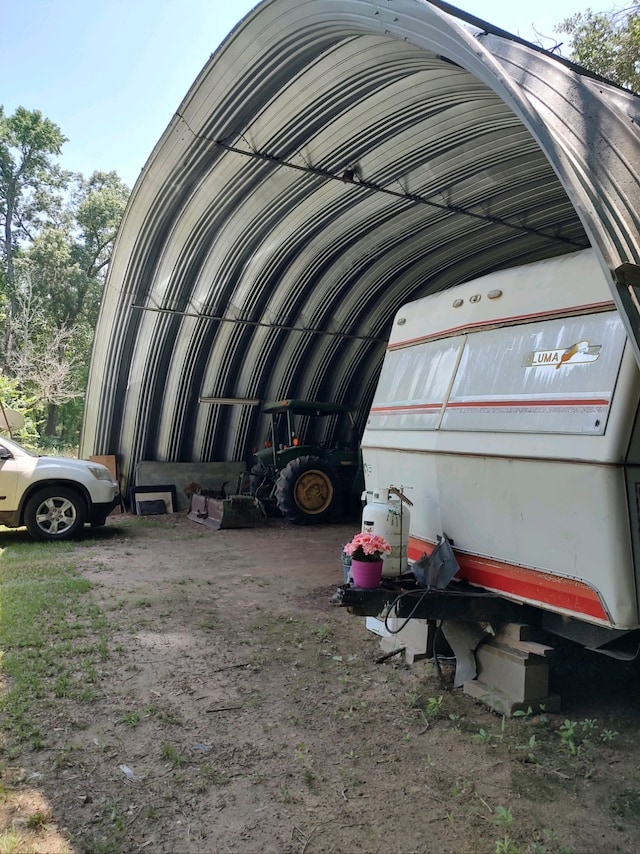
441, 311, 625, 434
369, 311, 626, 436
368, 337, 464, 430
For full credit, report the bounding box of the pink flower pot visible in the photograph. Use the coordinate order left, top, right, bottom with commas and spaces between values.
350, 559, 383, 589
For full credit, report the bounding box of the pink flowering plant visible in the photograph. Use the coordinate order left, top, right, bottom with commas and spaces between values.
343, 532, 392, 563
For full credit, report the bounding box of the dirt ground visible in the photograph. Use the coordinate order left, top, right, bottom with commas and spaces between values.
4, 511, 640, 853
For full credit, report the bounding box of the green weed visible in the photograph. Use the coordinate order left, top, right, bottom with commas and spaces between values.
557, 718, 601, 756
295, 742, 315, 788
161, 742, 184, 767
313, 624, 333, 641
472, 727, 493, 745
425, 694, 444, 716
25, 811, 49, 830
493, 805, 515, 826
495, 836, 520, 854
0, 828, 22, 854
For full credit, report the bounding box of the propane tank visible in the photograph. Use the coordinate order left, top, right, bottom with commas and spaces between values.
361, 486, 411, 577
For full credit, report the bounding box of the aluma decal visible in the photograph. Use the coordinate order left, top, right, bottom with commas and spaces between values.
522, 340, 602, 368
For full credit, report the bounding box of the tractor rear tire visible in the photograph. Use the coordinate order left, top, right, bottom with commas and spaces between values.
275, 455, 340, 524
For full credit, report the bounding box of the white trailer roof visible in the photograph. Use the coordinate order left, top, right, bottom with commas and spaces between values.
81, 0, 640, 486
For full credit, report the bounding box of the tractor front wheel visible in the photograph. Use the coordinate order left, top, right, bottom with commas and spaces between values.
275, 455, 339, 524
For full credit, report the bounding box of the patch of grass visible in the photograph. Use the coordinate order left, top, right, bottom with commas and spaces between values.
405, 689, 447, 722
105, 798, 126, 835
295, 741, 315, 789
556, 717, 608, 756
246, 689, 263, 709
193, 763, 230, 792
280, 785, 296, 804
611, 787, 640, 821
145, 703, 182, 726
25, 810, 49, 831
0, 542, 113, 751
492, 805, 515, 826
0, 828, 22, 854
161, 741, 185, 767
313, 624, 333, 642
494, 835, 520, 854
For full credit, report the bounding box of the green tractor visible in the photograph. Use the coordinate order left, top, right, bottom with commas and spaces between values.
249, 399, 363, 524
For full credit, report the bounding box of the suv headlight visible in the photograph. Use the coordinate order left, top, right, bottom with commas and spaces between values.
88, 465, 114, 482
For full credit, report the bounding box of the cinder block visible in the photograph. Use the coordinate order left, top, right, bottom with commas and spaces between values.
379, 632, 406, 655
395, 618, 432, 653
463, 628, 561, 716
377, 619, 434, 663
366, 616, 396, 637
463, 679, 561, 716
495, 623, 535, 643
475, 641, 549, 700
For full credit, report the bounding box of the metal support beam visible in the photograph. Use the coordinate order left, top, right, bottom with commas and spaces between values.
331, 581, 531, 623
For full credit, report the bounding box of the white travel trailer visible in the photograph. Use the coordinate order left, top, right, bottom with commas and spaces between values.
360, 249, 640, 655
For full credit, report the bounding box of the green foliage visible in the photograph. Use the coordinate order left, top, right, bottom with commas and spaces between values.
0, 373, 39, 444
495, 836, 520, 854
425, 694, 444, 716
493, 805, 515, 826
0, 105, 68, 255
557, 717, 607, 755
472, 726, 493, 744
76, 171, 130, 283
0, 105, 130, 445
556, 6, 640, 92
161, 742, 185, 767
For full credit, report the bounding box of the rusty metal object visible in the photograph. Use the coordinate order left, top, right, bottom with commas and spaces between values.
188, 493, 265, 529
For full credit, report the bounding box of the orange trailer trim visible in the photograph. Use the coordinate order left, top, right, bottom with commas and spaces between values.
408, 535, 610, 622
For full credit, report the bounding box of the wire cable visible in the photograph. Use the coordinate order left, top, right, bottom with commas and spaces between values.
383, 587, 432, 635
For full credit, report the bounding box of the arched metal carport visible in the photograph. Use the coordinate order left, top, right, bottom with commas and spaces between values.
80, 0, 640, 491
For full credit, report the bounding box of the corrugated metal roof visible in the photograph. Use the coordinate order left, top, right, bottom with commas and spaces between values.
81, 0, 640, 488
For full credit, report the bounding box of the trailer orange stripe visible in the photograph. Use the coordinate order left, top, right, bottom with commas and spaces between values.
370, 398, 609, 413
408, 535, 609, 622
389, 301, 615, 350
446, 398, 609, 408
370, 403, 442, 413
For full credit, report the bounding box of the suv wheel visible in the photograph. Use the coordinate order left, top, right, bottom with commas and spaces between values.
275, 455, 340, 524
24, 486, 87, 541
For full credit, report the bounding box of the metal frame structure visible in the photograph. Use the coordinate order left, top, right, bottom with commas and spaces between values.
81, 0, 640, 489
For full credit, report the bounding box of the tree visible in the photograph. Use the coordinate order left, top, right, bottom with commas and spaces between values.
76, 171, 129, 278
0, 105, 130, 447
9, 171, 129, 439
0, 106, 68, 357
23, 172, 129, 330
555, 5, 640, 92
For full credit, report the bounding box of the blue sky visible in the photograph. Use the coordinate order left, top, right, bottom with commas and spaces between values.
2, 0, 592, 188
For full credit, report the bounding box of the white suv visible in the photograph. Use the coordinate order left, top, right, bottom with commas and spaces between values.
0, 436, 120, 541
